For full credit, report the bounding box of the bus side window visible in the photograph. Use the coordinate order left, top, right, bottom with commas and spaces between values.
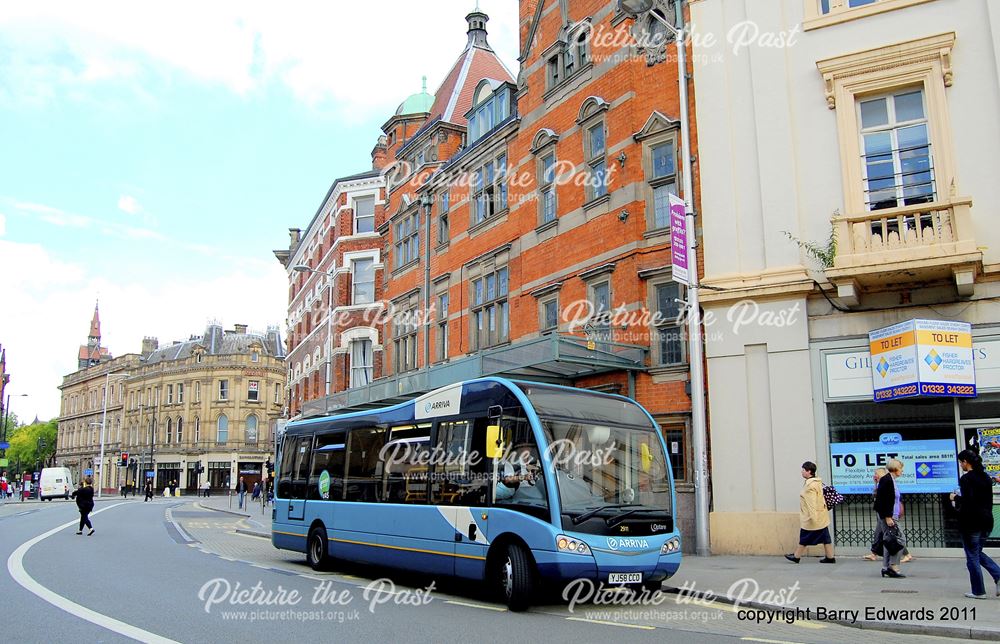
345, 427, 385, 503
382, 424, 431, 504
309, 431, 346, 501
277, 436, 298, 499
431, 420, 488, 505
290, 435, 312, 500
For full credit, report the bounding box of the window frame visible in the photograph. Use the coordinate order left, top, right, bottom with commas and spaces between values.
650, 279, 687, 367
349, 338, 374, 388
816, 32, 956, 215
470, 264, 510, 351
856, 87, 935, 211
218, 379, 229, 401
353, 195, 376, 235
351, 257, 376, 305
392, 296, 419, 374
645, 135, 679, 231
393, 210, 420, 270
804, 0, 936, 32
247, 379, 260, 402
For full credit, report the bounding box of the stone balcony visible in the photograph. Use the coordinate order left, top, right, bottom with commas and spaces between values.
826, 197, 982, 306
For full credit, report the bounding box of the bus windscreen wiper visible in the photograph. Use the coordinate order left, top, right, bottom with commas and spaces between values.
605, 508, 667, 529
571, 503, 639, 525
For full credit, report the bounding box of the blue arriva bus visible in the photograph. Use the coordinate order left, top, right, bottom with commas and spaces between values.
272, 377, 680, 610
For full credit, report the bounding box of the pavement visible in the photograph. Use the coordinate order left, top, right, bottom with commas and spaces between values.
664, 554, 1000, 639
184, 495, 997, 640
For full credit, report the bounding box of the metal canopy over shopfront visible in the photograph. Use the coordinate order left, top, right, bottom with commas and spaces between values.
300, 334, 647, 418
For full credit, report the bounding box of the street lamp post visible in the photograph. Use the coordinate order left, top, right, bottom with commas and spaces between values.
619, 0, 710, 556
292, 264, 336, 398
96, 372, 129, 498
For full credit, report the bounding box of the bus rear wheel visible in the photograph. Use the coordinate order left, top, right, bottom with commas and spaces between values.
306, 527, 330, 571
498, 544, 535, 612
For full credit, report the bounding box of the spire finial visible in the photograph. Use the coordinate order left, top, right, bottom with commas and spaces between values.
422, 75, 427, 93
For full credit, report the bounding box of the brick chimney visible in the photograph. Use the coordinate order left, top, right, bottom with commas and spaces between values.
234, 323, 248, 334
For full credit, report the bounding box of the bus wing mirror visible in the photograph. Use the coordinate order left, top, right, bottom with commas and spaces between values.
487, 405, 503, 419
486, 425, 503, 459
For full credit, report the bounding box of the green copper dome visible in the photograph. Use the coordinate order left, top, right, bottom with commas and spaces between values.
396, 76, 434, 116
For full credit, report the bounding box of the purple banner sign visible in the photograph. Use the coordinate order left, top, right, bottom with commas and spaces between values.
669, 194, 689, 285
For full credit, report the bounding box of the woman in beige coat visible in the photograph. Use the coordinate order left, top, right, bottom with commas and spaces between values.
785, 461, 836, 563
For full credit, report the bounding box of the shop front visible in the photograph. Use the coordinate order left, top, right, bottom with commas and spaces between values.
816, 329, 1000, 549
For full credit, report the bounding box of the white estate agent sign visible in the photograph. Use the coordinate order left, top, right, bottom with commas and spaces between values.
826, 338, 1000, 400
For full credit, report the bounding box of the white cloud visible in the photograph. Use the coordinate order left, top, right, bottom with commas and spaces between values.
0, 238, 287, 422
0, 212, 6, 236
0, 0, 520, 121
117, 194, 141, 215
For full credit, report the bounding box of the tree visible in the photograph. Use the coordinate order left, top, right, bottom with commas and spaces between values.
6, 419, 57, 472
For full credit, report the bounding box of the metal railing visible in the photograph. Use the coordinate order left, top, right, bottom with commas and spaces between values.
833, 493, 961, 548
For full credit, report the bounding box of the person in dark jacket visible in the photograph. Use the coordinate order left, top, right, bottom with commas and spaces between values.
71, 478, 96, 535
874, 459, 906, 578
144, 480, 153, 502
951, 449, 1000, 599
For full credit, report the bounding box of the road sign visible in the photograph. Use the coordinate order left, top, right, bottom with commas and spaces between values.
0, 441, 9, 449
0, 458, 8, 467
84, 468, 93, 476
146, 471, 154, 478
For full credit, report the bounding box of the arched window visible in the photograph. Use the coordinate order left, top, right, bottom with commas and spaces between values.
166, 418, 173, 444
246, 415, 258, 444
217, 414, 229, 443
176, 417, 184, 444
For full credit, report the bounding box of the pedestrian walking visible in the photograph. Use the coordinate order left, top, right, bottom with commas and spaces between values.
864, 468, 913, 563
785, 461, 836, 564
237, 476, 247, 509
951, 449, 1000, 599
201, 480, 210, 498
251, 481, 261, 501
71, 478, 95, 535
874, 458, 907, 578
143, 480, 153, 502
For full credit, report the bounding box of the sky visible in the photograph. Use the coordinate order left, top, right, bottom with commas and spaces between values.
0, 0, 519, 423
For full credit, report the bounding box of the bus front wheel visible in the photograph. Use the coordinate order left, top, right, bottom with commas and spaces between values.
498, 544, 534, 612
306, 527, 330, 571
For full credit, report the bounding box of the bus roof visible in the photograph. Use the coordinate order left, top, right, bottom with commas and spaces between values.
282, 377, 654, 436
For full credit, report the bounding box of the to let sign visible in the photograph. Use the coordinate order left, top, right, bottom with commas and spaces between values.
669, 193, 689, 286
869, 319, 976, 401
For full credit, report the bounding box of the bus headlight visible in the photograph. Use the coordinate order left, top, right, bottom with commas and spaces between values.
660, 537, 680, 554
556, 534, 591, 555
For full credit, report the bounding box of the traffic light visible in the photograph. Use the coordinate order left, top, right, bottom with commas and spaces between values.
266, 460, 274, 475
120, 452, 129, 467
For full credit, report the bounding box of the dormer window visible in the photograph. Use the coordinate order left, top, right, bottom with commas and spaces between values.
467, 80, 513, 144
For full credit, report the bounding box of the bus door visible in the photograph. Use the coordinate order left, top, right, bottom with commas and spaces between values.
432, 419, 492, 578
287, 435, 312, 521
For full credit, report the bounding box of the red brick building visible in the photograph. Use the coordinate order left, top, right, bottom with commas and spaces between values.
278, 2, 702, 543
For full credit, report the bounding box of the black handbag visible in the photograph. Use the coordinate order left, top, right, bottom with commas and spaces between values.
883, 523, 906, 556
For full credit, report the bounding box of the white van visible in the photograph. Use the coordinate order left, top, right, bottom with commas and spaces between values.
40, 467, 74, 501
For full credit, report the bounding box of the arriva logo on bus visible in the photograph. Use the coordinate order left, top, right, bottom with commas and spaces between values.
607, 537, 650, 551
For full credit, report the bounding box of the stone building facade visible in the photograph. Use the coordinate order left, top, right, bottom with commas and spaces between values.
692, 0, 1000, 553
57, 314, 285, 493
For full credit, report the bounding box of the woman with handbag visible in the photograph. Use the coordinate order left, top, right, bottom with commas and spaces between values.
785, 461, 836, 564
874, 459, 906, 578
950, 449, 1000, 599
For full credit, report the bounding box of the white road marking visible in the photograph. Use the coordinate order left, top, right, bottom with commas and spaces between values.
566, 616, 656, 630
7, 502, 180, 644
444, 600, 506, 612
